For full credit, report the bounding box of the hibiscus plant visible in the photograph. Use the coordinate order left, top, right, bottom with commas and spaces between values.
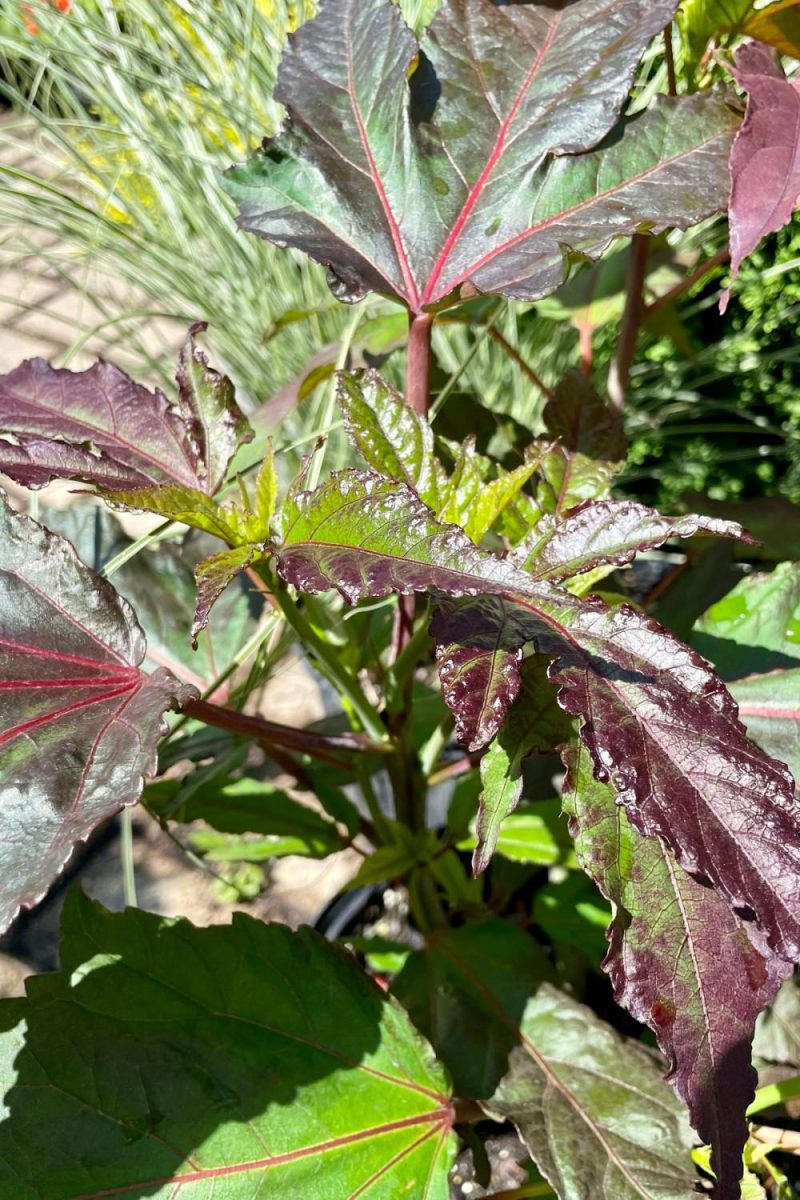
0, 2, 799, 1198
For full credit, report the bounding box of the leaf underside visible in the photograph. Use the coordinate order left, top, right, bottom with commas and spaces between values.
0, 495, 191, 933
224, 0, 736, 309
0, 894, 454, 1199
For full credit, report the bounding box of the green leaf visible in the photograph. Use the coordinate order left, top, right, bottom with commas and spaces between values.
392, 919, 554, 1100
472, 658, 573, 873
192, 544, 263, 641
459, 799, 577, 868
744, 0, 800, 56
730, 668, 800, 781
753, 979, 800, 1068
533, 872, 611, 963
692, 563, 800, 679
393, 921, 695, 1198
145, 777, 347, 859
534, 373, 626, 516
0, 893, 455, 1199
338, 370, 446, 509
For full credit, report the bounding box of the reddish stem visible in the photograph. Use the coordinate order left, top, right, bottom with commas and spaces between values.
645, 247, 730, 318
406, 311, 434, 415
578, 323, 593, 377
608, 234, 650, 410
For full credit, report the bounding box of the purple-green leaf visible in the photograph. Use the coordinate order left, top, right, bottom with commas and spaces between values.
564, 741, 791, 1200
472, 657, 572, 872
724, 42, 800, 309
192, 545, 263, 644
224, 0, 737, 309
277, 471, 800, 962
436, 637, 522, 753
0, 325, 251, 494
0, 495, 192, 932
514, 498, 750, 580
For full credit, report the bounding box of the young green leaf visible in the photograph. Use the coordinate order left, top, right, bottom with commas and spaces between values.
564, 742, 791, 1200
0, 894, 455, 1199
225, 0, 736, 309
472, 657, 572, 872
0, 325, 252, 494
0, 496, 191, 933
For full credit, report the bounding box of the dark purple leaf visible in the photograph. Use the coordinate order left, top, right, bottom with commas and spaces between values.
0, 325, 251, 494
0, 494, 192, 932
436, 636, 523, 752
513, 498, 750, 580
224, 0, 736, 309
723, 42, 800, 309
277, 471, 800, 962
564, 741, 791, 1200
473, 657, 572, 872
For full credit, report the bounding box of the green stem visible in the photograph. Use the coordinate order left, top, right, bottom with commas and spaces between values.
273, 580, 389, 745
120, 807, 138, 908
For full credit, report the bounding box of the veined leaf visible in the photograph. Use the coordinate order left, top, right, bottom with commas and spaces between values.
564, 742, 790, 1200
277, 471, 800, 962
338, 371, 446, 509
393, 922, 695, 1200
472, 657, 572, 872
0, 893, 455, 1199
0, 496, 191, 933
0, 325, 252, 494
724, 43, 800, 308
436, 635, 523, 752
224, 0, 736, 309
513, 498, 749, 580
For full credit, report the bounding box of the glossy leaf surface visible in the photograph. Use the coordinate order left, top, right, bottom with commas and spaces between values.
224, 0, 736, 309
564, 743, 790, 1200
0, 326, 251, 494
0, 894, 454, 1199
514, 499, 748, 581
0, 496, 189, 932
725, 43, 800, 305
277, 470, 800, 961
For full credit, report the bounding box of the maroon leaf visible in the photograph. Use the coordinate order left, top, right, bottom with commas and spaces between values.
224, 0, 737, 309
0, 324, 251, 494
436, 635, 523, 752
277, 471, 800, 962
0, 494, 192, 932
564, 742, 791, 1200
723, 42, 800, 309
514, 498, 750, 579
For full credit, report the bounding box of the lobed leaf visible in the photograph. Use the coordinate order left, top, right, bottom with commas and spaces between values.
564, 742, 790, 1200
276, 471, 800, 962
513, 498, 750, 580
0, 495, 191, 933
0, 893, 455, 1199
0, 325, 251, 494
394, 921, 695, 1200
723, 42, 800, 308
225, 0, 736, 309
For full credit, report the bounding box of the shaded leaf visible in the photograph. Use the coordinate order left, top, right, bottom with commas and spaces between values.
564, 742, 790, 1200
753, 978, 800, 1067
392, 919, 554, 1100
678, 0, 754, 76
535, 373, 626, 516
692, 563, 800, 680
458, 798, 577, 868
277, 472, 800, 962
0, 893, 455, 1199
0, 326, 251, 494
472, 657, 572, 872
533, 872, 610, 962
225, 0, 735, 308
144, 775, 345, 849
724, 43, 800, 308
192, 544, 263, 642
0, 495, 191, 933
338, 370, 446, 509
731, 668, 800, 782
513, 498, 749, 580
